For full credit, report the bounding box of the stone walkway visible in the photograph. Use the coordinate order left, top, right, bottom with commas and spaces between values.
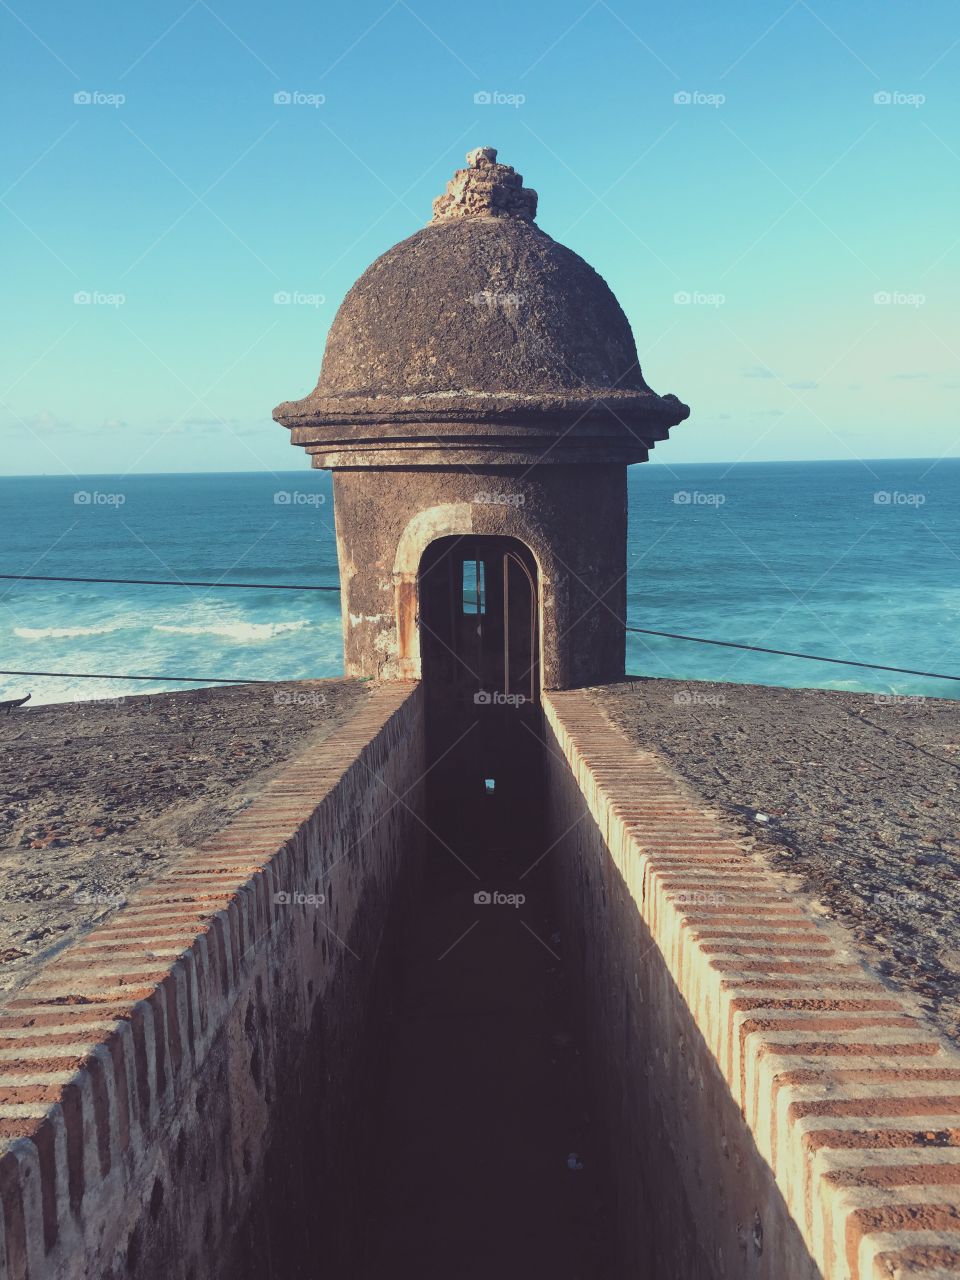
0, 679, 365, 996
358, 764, 613, 1279
594, 677, 960, 1045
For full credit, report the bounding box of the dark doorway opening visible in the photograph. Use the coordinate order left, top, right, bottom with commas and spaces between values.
418, 536, 541, 811
419, 535, 539, 707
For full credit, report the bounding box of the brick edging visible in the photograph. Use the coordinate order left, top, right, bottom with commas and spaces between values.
0, 681, 418, 1279
543, 690, 960, 1280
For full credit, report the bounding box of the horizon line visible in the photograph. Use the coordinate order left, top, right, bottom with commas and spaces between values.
1, 455, 958, 480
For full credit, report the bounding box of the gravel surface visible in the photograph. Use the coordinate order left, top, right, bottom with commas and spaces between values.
593, 678, 960, 1045
0, 679, 367, 996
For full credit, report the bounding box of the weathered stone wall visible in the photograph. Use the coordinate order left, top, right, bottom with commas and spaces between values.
11, 677, 958, 1279
0, 682, 424, 1280
542, 690, 960, 1280
331, 465, 627, 690
542, 691, 815, 1278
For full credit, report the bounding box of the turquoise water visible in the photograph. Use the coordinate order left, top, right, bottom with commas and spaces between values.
626, 459, 959, 699
0, 460, 957, 704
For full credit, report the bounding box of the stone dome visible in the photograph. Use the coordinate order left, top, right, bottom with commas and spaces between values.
274, 148, 689, 467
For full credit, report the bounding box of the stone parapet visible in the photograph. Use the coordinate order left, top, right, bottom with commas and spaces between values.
543, 689, 960, 1279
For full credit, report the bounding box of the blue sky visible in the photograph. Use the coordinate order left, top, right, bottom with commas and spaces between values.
2, 0, 958, 475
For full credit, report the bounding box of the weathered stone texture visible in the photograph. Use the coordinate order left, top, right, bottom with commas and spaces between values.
331, 465, 627, 688
274, 207, 687, 451
0, 683, 425, 1279
431, 145, 538, 222
543, 689, 960, 1280
273, 147, 689, 688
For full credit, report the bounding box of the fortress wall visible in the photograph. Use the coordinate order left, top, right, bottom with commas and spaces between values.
0, 682, 424, 1280
8, 676, 960, 1279
542, 689, 960, 1280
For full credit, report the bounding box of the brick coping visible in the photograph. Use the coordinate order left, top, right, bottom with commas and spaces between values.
543, 690, 960, 1280
0, 682, 418, 1279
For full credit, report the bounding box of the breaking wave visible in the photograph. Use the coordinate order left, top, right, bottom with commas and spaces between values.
153, 620, 311, 642
15, 621, 128, 640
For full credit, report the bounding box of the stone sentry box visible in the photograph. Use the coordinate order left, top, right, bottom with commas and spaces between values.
274, 147, 689, 690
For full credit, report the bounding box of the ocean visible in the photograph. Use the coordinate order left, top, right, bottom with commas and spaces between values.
0, 460, 957, 705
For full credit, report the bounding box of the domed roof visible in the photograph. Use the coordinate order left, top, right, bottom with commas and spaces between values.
274, 148, 689, 467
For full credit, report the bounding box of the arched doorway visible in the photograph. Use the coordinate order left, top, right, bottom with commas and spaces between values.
418, 536, 539, 705
418, 536, 540, 817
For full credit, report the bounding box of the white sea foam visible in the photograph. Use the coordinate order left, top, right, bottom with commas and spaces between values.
153, 620, 310, 642
14, 621, 128, 640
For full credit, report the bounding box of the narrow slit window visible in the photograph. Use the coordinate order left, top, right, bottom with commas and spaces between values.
462, 559, 486, 614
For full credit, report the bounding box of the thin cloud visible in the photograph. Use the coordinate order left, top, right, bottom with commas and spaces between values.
10, 409, 71, 431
